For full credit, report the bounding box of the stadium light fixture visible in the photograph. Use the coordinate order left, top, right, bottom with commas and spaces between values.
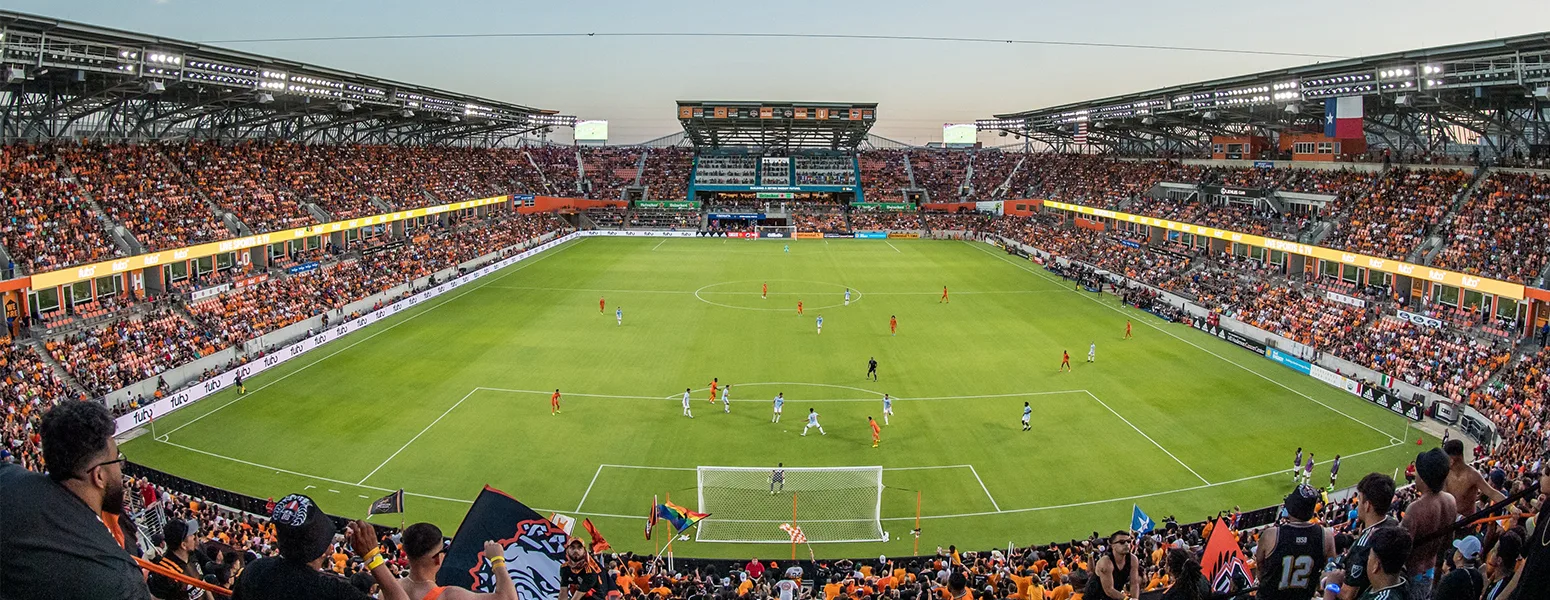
338, 102, 355, 112
256, 92, 273, 104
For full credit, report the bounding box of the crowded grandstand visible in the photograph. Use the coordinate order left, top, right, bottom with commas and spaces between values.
2, 8, 1550, 600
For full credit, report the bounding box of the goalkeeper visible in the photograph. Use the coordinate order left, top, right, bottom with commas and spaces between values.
770, 463, 785, 495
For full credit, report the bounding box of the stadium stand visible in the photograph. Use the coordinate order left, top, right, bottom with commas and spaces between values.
908, 150, 969, 202
1432, 170, 1550, 284
67, 143, 230, 252
967, 150, 1022, 200
163, 141, 314, 234
640, 147, 693, 200
1324, 167, 1472, 261
581, 147, 645, 200
0, 143, 126, 272
857, 149, 911, 200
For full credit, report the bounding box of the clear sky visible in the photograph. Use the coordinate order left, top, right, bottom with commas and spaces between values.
14, 1, 1549, 145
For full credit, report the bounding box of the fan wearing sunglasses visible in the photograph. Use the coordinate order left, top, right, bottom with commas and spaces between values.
401, 523, 517, 600
0, 399, 150, 600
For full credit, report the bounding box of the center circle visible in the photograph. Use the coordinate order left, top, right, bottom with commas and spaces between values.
693, 279, 862, 312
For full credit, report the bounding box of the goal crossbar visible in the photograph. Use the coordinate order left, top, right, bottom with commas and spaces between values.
695, 466, 884, 544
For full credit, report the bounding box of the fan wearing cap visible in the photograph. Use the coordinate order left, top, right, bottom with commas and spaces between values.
399, 523, 516, 600
1432, 535, 1484, 600
148, 518, 211, 600
1400, 448, 1458, 600
230, 494, 410, 600
1255, 484, 1336, 600
561, 537, 603, 600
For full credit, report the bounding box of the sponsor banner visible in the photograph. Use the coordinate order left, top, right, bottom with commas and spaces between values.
1119, 239, 1141, 249
1325, 290, 1367, 308
1040, 200, 1526, 299
975, 201, 1004, 215
1310, 365, 1363, 396
113, 232, 578, 436
707, 213, 763, 220
1222, 329, 1266, 353
849, 202, 912, 211
234, 274, 268, 288
360, 240, 406, 258
1396, 309, 1444, 329
1264, 347, 1313, 375
583, 230, 697, 238
1203, 185, 1268, 199
854, 232, 888, 239
1252, 161, 1276, 169
287, 261, 320, 275
726, 232, 758, 239
1359, 385, 1425, 421
635, 200, 701, 210
759, 231, 789, 239
822, 233, 853, 239
512, 194, 536, 201
887, 232, 920, 239
34, 195, 511, 290
794, 232, 824, 240
189, 284, 230, 302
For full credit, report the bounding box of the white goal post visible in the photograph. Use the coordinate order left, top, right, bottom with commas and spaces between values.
695, 466, 884, 543
754, 225, 796, 239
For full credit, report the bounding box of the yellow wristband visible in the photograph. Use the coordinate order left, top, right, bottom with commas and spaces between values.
366, 555, 386, 571
490, 556, 506, 566
361, 548, 382, 562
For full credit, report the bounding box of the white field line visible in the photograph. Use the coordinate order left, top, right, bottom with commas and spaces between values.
963, 241, 1403, 443
576, 464, 605, 512
153, 437, 1402, 522
357, 388, 481, 485
1085, 391, 1210, 485
966, 464, 1003, 512
886, 241, 901, 253
652, 239, 667, 251
157, 239, 583, 440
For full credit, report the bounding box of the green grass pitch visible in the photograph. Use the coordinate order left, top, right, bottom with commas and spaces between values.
123, 237, 1428, 558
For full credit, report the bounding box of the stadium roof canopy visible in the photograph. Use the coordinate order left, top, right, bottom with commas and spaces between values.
977, 32, 1550, 157
0, 9, 575, 145
677, 101, 877, 152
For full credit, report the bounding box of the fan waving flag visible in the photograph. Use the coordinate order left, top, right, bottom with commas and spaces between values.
435, 486, 567, 600
1130, 504, 1154, 534
582, 518, 611, 554
655, 500, 709, 532
644, 495, 659, 540
368, 489, 404, 516
1200, 517, 1255, 593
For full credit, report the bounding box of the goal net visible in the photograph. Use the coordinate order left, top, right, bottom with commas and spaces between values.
754, 225, 796, 239
695, 466, 884, 543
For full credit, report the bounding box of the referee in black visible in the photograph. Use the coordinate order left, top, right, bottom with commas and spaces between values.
866, 357, 878, 381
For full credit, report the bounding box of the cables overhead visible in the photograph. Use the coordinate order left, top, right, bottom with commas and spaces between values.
201, 31, 1350, 60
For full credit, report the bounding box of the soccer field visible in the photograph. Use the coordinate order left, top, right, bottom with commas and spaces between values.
123, 237, 1428, 558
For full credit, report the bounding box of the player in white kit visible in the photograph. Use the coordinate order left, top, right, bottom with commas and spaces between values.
616, 307, 622, 326
721, 385, 731, 413
681, 388, 693, 418
1022, 402, 1032, 431
771, 393, 784, 422
1087, 342, 1096, 363
816, 315, 823, 335
801, 408, 826, 436
882, 394, 894, 425
844, 289, 851, 306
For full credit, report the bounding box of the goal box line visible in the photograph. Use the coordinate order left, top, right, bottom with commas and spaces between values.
695, 465, 885, 544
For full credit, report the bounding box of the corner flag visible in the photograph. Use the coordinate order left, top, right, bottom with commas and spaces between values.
1131, 504, 1154, 533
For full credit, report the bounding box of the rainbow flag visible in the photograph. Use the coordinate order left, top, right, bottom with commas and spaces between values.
655, 500, 709, 532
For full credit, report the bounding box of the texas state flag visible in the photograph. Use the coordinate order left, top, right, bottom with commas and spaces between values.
1324, 97, 1364, 138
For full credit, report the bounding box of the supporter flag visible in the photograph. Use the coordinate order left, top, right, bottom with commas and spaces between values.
582, 518, 611, 554
435, 486, 566, 599
644, 495, 659, 540
780, 523, 808, 544
1074, 123, 1089, 145
1200, 517, 1254, 593
548, 513, 576, 535
368, 489, 404, 516
1130, 504, 1154, 534
1324, 97, 1364, 138
655, 500, 709, 532
1380, 374, 1396, 388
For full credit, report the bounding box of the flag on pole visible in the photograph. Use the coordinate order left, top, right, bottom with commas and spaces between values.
779, 523, 808, 544
1200, 517, 1255, 593
582, 518, 611, 554
434, 486, 565, 599
644, 495, 658, 540
655, 500, 709, 532
1324, 97, 1364, 138
368, 489, 404, 516
1130, 504, 1154, 533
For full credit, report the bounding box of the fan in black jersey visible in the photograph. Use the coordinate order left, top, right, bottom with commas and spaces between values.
1083, 531, 1140, 600
1256, 484, 1336, 600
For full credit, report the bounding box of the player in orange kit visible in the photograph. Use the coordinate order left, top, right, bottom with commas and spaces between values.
762, 282, 768, 300
1060, 351, 1071, 372
1125, 320, 1133, 339
890, 315, 897, 336
551, 389, 562, 415
797, 300, 804, 315
939, 286, 949, 303
869, 417, 881, 448
707, 378, 719, 403
599, 297, 605, 314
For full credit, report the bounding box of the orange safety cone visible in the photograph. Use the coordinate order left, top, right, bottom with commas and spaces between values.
1417, 438, 1424, 445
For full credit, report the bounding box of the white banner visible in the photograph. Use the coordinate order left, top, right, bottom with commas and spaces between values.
583, 230, 697, 238
1396, 309, 1444, 330
114, 232, 580, 436
1310, 365, 1363, 397
1324, 290, 1366, 308
189, 284, 232, 302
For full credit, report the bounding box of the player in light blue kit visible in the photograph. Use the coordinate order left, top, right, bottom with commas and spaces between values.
844, 289, 851, 306
801, 408, 825, 436
771, 392, 784, 422
882, 393, 893, 425
816, 314, 824, 335
616, 307, 622, 326
721, 385, 731, 413
1022, 402, 1032, 431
